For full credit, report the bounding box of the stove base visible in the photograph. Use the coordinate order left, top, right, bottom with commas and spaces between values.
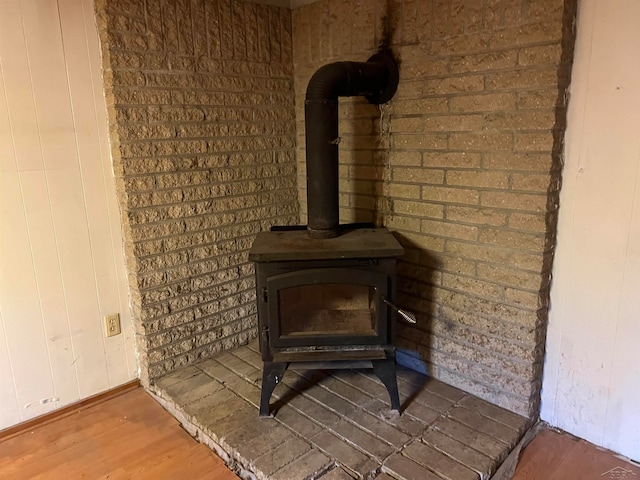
259, 352, 401, 417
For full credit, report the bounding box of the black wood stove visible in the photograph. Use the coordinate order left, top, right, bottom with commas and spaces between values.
249, 226, 404, 416
249, 50, 404, 416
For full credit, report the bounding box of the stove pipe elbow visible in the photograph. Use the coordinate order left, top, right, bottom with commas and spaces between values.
305, 51, 399, 239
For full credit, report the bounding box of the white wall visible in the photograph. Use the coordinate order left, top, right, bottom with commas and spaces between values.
0, 0, 136, 429
541, 0, 640, 461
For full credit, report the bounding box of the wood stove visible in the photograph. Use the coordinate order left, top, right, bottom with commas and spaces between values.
249, 226, 404, 416
249, 50, 403, 416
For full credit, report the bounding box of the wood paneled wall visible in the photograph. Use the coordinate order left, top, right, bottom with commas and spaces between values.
541, 0, 640, 461
0, 0, 136, 429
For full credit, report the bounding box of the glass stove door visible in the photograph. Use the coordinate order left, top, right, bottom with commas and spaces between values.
266, 268, 389, 348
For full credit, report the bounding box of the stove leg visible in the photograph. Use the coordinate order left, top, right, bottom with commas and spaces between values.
260, 362, 287, 417
372, 356, 401, 412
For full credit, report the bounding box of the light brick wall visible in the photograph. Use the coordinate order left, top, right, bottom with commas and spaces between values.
292, 0, 575, 416
96, 0, 298, 385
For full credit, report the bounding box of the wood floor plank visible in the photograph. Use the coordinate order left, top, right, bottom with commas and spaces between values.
511, 429, 575, 479
0, 388, 238, 480
513, 428, 640, 480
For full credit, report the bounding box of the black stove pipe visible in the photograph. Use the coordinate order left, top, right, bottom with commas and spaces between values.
305, 52, 399, 239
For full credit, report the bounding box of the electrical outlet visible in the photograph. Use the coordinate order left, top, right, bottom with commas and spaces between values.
105, 313, 121, 337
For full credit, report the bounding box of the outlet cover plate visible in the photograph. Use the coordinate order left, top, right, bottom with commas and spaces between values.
105, 313, 121, 337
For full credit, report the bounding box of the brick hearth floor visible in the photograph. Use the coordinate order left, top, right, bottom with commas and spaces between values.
150, 341, 530, 480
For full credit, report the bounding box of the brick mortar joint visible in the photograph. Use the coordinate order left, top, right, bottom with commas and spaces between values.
137, 273, 255, 300
136, 269, 253, 296
412, 314, 542, 351
436, 365, 532, 403
139, 287, 257, 321
140, 307, 256, 338
146, 319, 258, 351
147, 334, 260, 380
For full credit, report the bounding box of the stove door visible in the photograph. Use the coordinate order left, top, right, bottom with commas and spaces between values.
267, 268, 389, 348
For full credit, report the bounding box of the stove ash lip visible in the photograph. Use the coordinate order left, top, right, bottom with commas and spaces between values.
304, 50, 399, 240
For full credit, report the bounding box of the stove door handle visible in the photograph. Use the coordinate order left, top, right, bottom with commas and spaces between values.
382, 298, 417, 324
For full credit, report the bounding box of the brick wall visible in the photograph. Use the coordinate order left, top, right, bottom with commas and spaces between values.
292, 0, 575, 416
96, 0, 298, 385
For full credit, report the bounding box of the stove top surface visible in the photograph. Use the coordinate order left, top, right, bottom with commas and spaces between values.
249, 227, 404, 262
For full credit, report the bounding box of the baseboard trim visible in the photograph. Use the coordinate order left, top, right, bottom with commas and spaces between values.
0, 379, 140, 442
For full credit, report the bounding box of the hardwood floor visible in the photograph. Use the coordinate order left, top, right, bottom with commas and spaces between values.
2, 387, 638, 480
513, 428, 640, 480
0, 388, 238, 480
